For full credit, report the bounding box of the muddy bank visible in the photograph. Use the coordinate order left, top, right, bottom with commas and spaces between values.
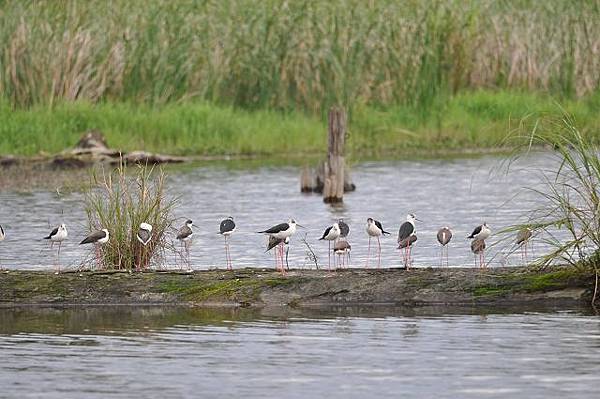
0, 266, 594, 308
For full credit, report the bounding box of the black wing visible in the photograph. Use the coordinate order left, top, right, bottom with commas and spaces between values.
338, 221, 349, 237
437, 228, 452, 245
44, 227, 58, 239
467, 225, 482, 238
397, 222, 414, 242
137, 229, 152, 244
319, 225, 333, 240
258, 222, 289, 234
266, 235, 283, 251
398, 235, 417, 249
0, 224, 4, 236
177, 225, 192, 240
220, 218, 236, 234
375, 220, 390, 235
80, 230, 106, 245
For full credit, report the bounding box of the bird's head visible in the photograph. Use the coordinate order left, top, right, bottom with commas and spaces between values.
227, 216, 234, 221
186, 219, 193, 226
366, 217, 374, 224
60, 223, 67, 230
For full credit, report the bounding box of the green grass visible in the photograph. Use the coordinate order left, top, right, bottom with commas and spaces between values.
2, 90, 600, 157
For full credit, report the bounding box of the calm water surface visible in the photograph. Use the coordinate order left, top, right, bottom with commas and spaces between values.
0, 154, 554, 270
0, 306, 599, 398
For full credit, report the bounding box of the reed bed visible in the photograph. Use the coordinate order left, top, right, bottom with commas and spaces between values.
83, 162, 178, 270
1, 0, 600, 112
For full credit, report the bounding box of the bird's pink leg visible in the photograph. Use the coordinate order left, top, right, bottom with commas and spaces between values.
56, 242, 62, 274
328, 241, 331, 272
377, 236, 381, 268
366, 237, 371, 269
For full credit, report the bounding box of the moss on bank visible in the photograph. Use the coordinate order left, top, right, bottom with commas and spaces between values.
0, 266, 595, 307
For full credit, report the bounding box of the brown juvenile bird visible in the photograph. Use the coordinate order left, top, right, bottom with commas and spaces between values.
437, 226, 453, 267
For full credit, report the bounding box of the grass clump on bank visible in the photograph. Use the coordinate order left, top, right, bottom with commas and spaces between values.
84, 162, 177, 270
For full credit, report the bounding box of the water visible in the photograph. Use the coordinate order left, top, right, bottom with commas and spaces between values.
0, 306, 598, 398
0, 154, 554, 270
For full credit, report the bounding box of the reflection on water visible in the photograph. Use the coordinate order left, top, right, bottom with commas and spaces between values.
0, 306, 598, 398
0, 154, 555, 270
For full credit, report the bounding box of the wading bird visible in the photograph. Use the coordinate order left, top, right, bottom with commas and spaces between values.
398, 235, 417, 269
516, 227, 533, 265
319, 222, 341, 271
258, 219, 302, 274
398, 214, 419, 269
44, 223, 68, 273
471, 238, 486, 268
437, 226, 453, 267
219, 216, 236, 270
338, 219, 350, 240
365, 218, 390, 268
334, 240, 351, 268
80, 229, 110, 265
267, 235, 290, 271
467, 222, 491, 267
136, 222, 153, 270
176, 219, 194, 270
0, 224, 5, 270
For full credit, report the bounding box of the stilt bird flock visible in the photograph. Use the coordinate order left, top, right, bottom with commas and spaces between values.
0, 216, 536, 274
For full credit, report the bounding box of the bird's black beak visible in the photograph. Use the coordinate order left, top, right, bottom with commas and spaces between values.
296, 224, 306, 229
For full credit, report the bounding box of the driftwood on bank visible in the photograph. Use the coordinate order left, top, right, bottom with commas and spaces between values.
301, 107, 356, 197
0, 130, 188, 170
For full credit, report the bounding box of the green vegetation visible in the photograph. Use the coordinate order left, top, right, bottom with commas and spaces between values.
2, 90, 600, 157
1, 0, 598, 110
84, 162, 177, 270
1, 1, 600, 157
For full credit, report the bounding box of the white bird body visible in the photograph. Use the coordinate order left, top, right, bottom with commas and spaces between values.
96, 229, 110, 244
366, 218, 389, 237
46, 224, 68, 242
320, 223, 341, 241
468, 223, 491, 241
259, 219, 298, 240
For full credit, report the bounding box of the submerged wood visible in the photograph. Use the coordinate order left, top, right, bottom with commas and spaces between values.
323, 107, 346, 203
0, 266, 594, 308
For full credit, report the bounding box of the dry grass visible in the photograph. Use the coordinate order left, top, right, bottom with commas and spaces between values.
1, 0, 599, 111
83, 161, 178, 270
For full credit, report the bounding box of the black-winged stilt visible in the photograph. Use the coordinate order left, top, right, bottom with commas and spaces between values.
398, 235, 417, 269
437, 226, 453, 267
80, 229, 109, 266
467, 222, 491, 267
176, 219, 194, 270
0, 224, 5, 270
219, 216, 236, 270
397, 214, 419, 269
338, 219, 350, 239
266, 235, 290, 271
365, 218, 390, 268
467, 222, 491, 240
137, 223, 153, 246
516, 227, 532, 265
319, 222, 341, 271
258, 219, 302, 274
44, 223, 68, 273
136, 222, 153, 270
471, 238, 486, 268
334, 240, 351, 268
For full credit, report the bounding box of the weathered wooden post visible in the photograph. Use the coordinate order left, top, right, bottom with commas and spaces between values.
322, 107, 346, 203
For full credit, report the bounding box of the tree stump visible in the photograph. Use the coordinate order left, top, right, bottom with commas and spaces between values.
323, 107, 346, 203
